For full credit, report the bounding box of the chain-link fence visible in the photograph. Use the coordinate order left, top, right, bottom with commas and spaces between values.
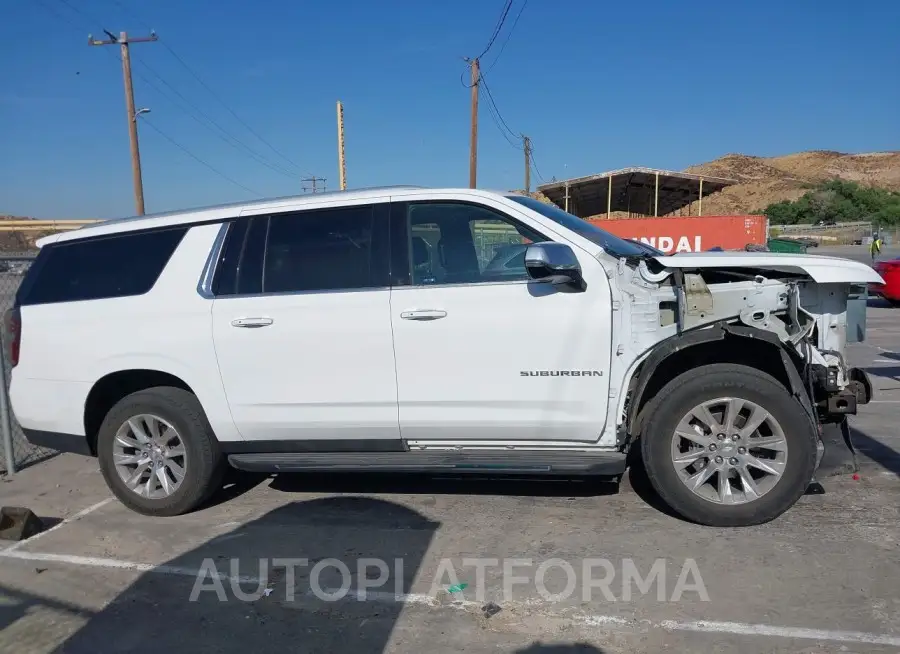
0, 253, 56, 475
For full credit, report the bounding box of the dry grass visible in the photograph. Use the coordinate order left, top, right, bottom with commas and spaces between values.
684, 150, 900, 215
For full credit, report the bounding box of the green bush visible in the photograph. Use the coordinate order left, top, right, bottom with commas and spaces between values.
760, 180, 900, 226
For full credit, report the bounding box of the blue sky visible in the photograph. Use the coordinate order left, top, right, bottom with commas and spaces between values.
1, 0, 898, 219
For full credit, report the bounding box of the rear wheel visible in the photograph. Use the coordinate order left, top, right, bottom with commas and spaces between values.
641, 364, 816, 527
97, 387, 225, 516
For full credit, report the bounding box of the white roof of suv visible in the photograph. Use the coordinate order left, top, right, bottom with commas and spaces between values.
40, 186, 523, 247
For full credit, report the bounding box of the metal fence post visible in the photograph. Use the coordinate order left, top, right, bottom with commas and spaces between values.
0, 338, 15, 475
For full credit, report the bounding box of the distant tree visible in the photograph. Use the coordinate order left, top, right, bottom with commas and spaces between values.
761, 180, 900, 225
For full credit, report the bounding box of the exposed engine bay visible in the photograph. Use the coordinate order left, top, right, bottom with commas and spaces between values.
606, 252, 882, 438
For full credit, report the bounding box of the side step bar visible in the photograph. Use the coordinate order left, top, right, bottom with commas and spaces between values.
228, 450, 627, 476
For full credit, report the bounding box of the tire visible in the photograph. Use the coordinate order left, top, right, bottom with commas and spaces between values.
640, 363, 817, 527
97, 387, 225, 516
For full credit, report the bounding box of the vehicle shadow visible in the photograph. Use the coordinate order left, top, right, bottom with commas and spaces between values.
623, 447, 685, 521
199, 468, 271, 509
866, 296, 893, 309
865, 366, 900, 385
850, 425, 900, 477
51, 496, 441, 653
862, 350, 900, 389
0, 583, 94, 634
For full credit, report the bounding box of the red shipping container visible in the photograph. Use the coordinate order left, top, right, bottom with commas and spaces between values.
588, 215, 767, 254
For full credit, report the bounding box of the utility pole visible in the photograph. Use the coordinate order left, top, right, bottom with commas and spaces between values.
522, 135, 532, 193
468, 57, 480, 189
336, 101, 347, 191
301, 177, 327, 194
89, 30, 158, 216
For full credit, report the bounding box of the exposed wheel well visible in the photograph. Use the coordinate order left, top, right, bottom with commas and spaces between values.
84, 370, 194, 455
629, 336, 792, 438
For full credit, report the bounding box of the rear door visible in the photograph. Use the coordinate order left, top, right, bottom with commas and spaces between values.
210, 202, 400, 444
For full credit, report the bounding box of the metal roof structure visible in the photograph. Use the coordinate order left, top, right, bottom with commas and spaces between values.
537, 167, 736, 218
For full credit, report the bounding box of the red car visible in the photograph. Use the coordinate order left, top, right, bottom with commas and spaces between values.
872, 259, 900, 305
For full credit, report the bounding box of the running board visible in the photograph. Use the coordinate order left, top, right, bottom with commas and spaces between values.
227, 450, 627, 476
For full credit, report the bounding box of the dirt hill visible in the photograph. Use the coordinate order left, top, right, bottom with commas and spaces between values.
684, 150, 900, 215
0, 216, 55, 252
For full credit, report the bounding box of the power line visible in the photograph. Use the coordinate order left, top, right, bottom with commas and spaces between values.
107, 0, 151, 28
89, 38, 294, 184
479, 67, 545, 184
479, 73, 520, 146
108, 0, 308, 175
49, 0, 299, 180
476, 0, 515, 60
41, 0, 265, 197
128, 54, 300, 179
34, 0, 82, 29
141, 119, 262, 196
530, 147, 546, 183
158, 39, 306, 174
55, 0, 105, 26
484, 0, 528, 72
481, 86, 520, 149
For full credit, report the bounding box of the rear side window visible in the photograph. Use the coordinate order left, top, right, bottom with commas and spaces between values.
18, 227, 187, 306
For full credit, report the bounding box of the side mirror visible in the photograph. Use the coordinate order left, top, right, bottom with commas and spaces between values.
524, 242, 585, 290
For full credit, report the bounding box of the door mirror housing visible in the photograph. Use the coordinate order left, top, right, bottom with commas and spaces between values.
524, 242, 585, 290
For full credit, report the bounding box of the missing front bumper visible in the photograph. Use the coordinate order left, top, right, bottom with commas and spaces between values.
821, 368, 873, 417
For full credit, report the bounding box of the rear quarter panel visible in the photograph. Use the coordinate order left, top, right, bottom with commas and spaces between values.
11, 223, 241, 442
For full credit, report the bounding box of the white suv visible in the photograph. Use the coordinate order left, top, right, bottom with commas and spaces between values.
5, 187, 881, 526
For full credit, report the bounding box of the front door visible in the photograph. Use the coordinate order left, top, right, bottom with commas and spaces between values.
211, 202, 400, 443
389, 199, 613, 443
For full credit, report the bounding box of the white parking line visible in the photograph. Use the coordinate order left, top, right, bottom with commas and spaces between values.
654, 619, 900, 646
0, 550, 896, 647
346, 589, 900, 647
0, 549, 260, 583
1, 497, 113, 553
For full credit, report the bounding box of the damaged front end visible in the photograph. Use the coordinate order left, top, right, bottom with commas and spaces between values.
611, 252, 883, 437
668, 266, 874, 422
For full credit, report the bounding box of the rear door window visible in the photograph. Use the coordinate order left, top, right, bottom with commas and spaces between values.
212, 203, 390, 296
212, 218, 266, 296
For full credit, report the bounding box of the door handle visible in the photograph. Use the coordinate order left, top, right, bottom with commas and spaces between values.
400, 309, 447, 321
231, 317, 274, 328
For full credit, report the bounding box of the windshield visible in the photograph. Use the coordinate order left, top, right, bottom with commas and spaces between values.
506, 195, 650, 258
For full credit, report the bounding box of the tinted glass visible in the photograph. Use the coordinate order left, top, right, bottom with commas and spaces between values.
507, 195, 647, 258
211, 220, 248, 295
406, 202, 545, 285
19, 227, 187, 306
237, 217, 266, 295
263, 205, 377, 293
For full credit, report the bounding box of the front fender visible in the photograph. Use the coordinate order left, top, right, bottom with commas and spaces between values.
626, 324, 816, 438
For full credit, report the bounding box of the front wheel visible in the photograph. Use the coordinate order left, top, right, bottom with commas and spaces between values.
641, 364, 817, 527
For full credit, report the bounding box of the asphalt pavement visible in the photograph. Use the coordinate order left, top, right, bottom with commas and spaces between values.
0, 249, 897, 653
